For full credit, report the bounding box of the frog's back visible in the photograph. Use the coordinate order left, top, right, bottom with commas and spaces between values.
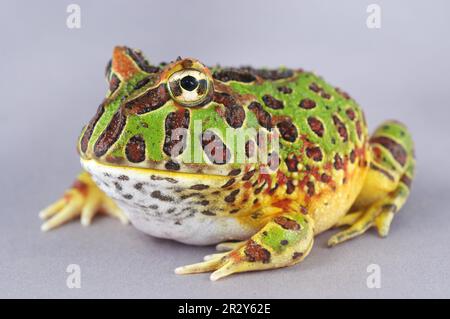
218, 68, 369, 166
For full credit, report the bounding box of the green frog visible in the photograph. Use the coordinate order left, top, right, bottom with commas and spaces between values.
41, 46, 415, 280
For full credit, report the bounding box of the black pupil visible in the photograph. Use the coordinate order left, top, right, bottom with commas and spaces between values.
180, 75, 198, 91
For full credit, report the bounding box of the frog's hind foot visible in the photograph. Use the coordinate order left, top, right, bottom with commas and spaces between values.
328, 202, 397, 247
175, 211, 314, 281
328, 120, 415, 247
40, 171, 128, 231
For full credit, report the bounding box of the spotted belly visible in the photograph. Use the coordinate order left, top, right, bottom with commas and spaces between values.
81, 159, 256, 245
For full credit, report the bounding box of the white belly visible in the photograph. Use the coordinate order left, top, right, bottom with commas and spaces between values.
81, 159, 255, 245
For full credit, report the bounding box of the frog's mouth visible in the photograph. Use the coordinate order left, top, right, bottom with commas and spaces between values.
80, 157, 236, 180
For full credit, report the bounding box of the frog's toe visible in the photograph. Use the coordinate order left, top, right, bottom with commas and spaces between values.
215, 241, 246, 252
40, 191, 84, 231
174, 256, 225, 275
40, 171, 128, 231
203, 252, 229, 261
333, 210, 364, 227
375, 211, 394, 237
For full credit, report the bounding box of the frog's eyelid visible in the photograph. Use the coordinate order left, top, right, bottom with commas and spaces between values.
167, 70, 211, 106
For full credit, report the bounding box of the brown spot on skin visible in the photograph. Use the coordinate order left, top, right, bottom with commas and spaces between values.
250, 67, 294, 80
292, 252, 303, 260
299, 98, 316, 109
165, 160, 180, 171
213, 91, 246, 128
321, 92, 331, 99
334, 154, 344, 170
201, 210, 216, 216
122, 194, 133, 200
109, 74, 121, 93
125, 135, 146, 163
335, 87, 351, 100
307, 117, 325, 137
262, 94, 284, 110
401, 174, 412, 188
350, 149, 356, 163
213, 68, 256, 83
306, 181, 315, 197
248, 102, 272, 130
244, 240, 271, 263
300, 206, 308, 215
134, 183, 143, 190
221, 178, 236, 188
320, 173, 331, 183
113, 182, 122, 191
230, 208, 240, 214
309, 82, 321, 93
369, 163, 395, 181
224, 189, 240, 203
124, 84, 170, 115
285, 156, 299, 172
346, 108, 356, 121
277, 120, 298, 142
94, 109, 126, 157
356, 121, 362, 139
150, 175, 177, 183
125, 48, 160, 73
201, 130, 231, 164
190, 184, 209, 190
245, 140, 257, 159
306, 147, 323, 161
277, 86, 292, 94
280, 240, 289, 246
286, 180, 295, 194
370, 136, 408, 166
134, 77, 151, 90
242, 169, 256, 181
254, 182, 266, 195
181, 59, 193, 68
268, 183, 279, 195
118, 175, 129, 181
228, 168, 241, 176
150, 190, 174, 202
163, 109, 190, 157
80, 102, 105, 153
225, 104, 246, 128
274, 216, 300, 230
333, 115, 348, 142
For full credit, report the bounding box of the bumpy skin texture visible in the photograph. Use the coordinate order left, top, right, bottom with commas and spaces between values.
41, 46, 415, 280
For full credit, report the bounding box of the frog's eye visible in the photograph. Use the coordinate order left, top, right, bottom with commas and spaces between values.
167, 69, 212, 107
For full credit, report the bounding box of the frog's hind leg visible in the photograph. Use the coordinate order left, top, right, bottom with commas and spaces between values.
328, 120, 415, 246
175, 210, 314, 281
40, 171, 128, 231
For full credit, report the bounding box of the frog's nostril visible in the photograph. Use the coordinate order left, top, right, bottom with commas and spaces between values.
180, 75, 198, 91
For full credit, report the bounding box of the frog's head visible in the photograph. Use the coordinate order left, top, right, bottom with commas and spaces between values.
78, 46, 273, 176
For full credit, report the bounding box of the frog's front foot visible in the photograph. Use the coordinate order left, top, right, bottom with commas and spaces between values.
175, 212, 314, 281
40, 171, 128, 231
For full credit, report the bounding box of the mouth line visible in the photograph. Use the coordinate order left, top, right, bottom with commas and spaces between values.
80, 158, 230, 180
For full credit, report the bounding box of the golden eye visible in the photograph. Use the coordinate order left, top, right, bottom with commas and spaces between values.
167, 69, 211, 107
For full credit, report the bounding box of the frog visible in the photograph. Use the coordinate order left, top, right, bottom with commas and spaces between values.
40, 46, 415, 280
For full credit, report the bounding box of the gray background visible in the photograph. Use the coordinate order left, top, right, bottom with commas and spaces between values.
1, 0, 449, 298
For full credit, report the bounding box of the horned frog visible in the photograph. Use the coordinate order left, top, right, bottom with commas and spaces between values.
41, 46, 415, 280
